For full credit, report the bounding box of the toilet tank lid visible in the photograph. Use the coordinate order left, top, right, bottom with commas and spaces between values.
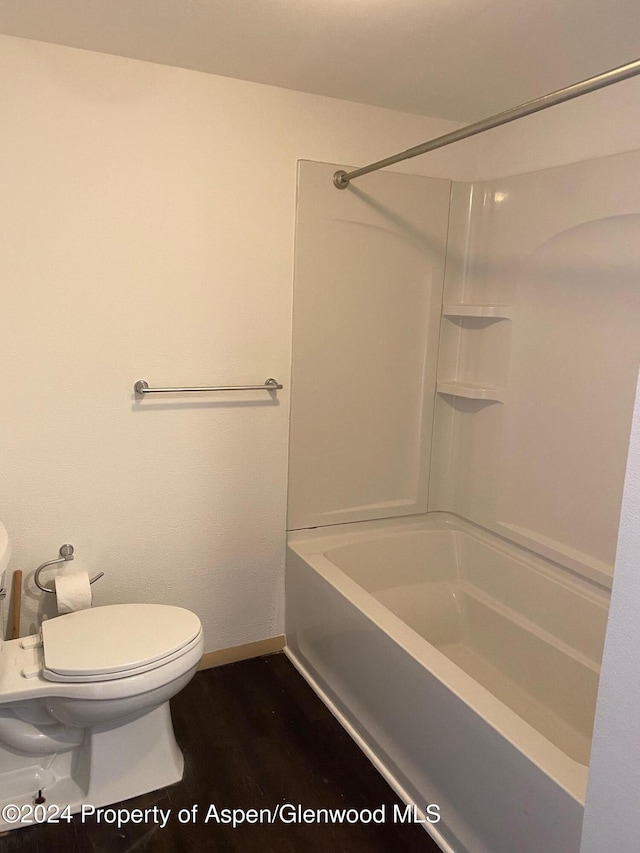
41, 604, 202, 677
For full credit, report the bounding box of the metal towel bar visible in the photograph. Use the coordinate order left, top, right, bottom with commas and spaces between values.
34, 544, 104, 594
134, 378, 283, 395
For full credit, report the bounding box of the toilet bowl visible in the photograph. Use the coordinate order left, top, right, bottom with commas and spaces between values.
0, 523, 204, 829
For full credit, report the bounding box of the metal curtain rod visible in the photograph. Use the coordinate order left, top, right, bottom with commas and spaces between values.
333, 57, 640, 189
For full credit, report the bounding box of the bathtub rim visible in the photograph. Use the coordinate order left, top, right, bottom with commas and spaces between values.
287, 512, 602, 805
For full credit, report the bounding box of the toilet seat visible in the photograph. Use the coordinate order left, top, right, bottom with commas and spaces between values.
41, 604, 202, 684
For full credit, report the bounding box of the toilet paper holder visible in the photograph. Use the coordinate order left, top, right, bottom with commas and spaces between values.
34, 544, 105, 594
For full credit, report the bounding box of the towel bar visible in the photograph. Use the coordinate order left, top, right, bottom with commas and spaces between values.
134, 378, 283, 394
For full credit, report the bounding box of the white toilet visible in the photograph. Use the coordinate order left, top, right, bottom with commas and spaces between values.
0, 522, 204, 829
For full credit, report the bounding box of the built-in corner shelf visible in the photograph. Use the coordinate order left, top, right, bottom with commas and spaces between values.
442, 304, 512, 319
437, 381, 505, 403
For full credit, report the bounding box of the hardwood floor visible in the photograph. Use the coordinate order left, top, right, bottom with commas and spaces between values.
0, 654, 440, 852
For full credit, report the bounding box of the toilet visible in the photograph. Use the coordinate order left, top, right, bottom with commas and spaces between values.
0, 522, 203, 829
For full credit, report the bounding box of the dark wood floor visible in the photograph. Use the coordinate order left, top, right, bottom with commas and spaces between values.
0, 654, 440, 852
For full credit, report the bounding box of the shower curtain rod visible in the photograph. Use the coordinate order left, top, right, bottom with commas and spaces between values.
333, 57, 640, 189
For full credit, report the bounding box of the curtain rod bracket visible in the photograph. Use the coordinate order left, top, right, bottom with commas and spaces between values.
333, 170, 349, 190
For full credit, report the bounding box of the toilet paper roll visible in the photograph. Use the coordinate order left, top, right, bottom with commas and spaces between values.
55, 570, 92, 614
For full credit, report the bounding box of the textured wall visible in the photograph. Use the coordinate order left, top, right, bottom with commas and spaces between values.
0, 34, 466, 650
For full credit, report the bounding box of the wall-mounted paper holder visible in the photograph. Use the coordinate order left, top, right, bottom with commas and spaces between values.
34, 544, 104, 594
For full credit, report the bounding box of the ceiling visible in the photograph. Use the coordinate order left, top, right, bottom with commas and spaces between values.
0, 0, 638, 122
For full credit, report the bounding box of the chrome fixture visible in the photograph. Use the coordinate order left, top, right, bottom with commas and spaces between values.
134, 378, 283, 395
34, 544, 104, 594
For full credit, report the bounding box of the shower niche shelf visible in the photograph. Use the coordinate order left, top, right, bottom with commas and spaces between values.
436, 381, 504, 403
437, 298, 512, 405
442, 304, 512, 319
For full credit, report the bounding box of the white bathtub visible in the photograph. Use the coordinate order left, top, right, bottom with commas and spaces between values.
285, 513, 609, 853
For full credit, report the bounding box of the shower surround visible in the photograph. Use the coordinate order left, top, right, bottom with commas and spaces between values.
285, 153, 640, 852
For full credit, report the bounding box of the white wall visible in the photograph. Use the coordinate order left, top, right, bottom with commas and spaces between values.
580, 373, 640, 853
0, 34, 468, 651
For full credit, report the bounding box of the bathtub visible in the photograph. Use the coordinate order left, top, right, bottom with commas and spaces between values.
285, 513, 609, 853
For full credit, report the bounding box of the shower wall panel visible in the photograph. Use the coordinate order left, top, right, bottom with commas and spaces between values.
288, 161, 450, 530
430, 149, 640, 586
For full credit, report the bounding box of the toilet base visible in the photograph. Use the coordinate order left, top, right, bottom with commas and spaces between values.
0, 702, 184, 831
